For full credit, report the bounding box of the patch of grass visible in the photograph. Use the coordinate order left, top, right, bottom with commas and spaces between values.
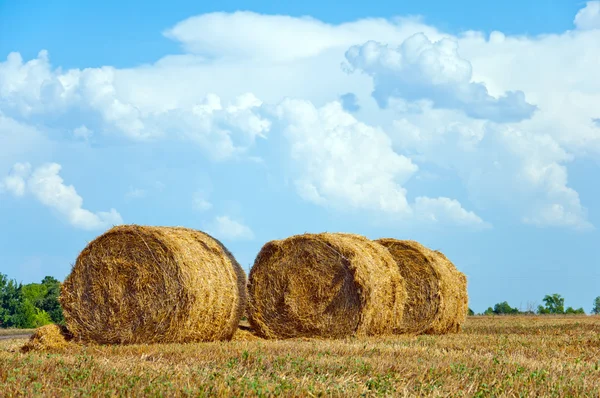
0, 316, 599, 396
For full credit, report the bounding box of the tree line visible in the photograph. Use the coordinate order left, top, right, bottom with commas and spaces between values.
469, 294, 600, 316
0, 274, 63, 328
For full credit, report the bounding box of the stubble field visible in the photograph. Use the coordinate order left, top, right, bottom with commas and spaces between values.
1, 316, 599, 397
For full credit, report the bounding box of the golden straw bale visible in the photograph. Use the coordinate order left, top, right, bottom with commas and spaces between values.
375, 239, 468, 334
248, 233, 406, 339
21, 324, 72, 353
60, 225, 247, 344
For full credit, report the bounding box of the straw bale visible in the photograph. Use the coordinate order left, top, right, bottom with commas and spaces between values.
21, 324, 72, 353
375, 239, 468, 334
248, 233, 406, 339
60, 225, 247, 344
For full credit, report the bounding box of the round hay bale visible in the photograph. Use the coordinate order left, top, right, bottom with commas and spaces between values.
248, 233, 406, 339
21, 324, 72, 353
375, 239, 468, 334
59, 225, 247, 344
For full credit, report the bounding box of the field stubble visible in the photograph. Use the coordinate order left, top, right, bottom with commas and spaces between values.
1, 316, 599, 397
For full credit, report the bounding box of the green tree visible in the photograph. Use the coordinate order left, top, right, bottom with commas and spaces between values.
483, 302, 520, 315
592, 296, 600, 315
0, 274, 62, 328
38, 276, 64, 324
565, 306, 585, 314
538, 294, 565, 314
467, 308, 475, 316
493, 301, 520, 315
0, 275, 25, 327
11, 298, 38, 328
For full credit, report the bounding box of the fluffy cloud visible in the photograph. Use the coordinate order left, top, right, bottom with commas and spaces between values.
574, 1, 600, 30
207, 215, 254, 240
0, 53, 271, 159
0, 162, 30, 196
1, 162, 123, 230
163, 11, 444, 63
389, 103, 591, 230
414, 196, 490, 229
457, 26, 600, 156
276, 99, 416, 214
344, 33, 537, 122
1, 4, 599, 231
273, 99, 486, 227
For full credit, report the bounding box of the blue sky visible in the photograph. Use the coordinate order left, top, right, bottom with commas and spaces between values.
1, 0, 599, 313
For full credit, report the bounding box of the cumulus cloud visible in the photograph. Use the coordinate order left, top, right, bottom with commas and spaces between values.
2, 4, 599, 231
390, 103, 591, 230
414, 196, 491, 229
1, 162, 123, 230
345, 33, 537, 122
0, 53, 271, 159
207, 215, 254, 240
272, 99, 487, 227
0, 162, 31, 196
163, 11, 444, 63
276, 99, 417, 215
574, 1, 600, 30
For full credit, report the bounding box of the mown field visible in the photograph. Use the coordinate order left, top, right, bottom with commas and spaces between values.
1, 316, 599, 397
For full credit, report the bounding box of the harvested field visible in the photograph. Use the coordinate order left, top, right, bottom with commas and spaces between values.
60, 225, 247, 344
1, 316, 598, 396
248, 233, 406, 339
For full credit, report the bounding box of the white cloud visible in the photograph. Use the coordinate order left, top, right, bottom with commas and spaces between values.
389, 103, 591, 230
276, 99, 417, 215
574, 1, 600, 30
414, 196, 491, 229
1, 162, 123, 230
0, 162, 31, 196
273, 99, 487, 227
344, 33, 537, 122
457, 23, 600, 156
0, 53, 271, 159
524, 204, 593, 231
207, 215, 254, 240
1, 4, 599, 231
163, 11, 444, 63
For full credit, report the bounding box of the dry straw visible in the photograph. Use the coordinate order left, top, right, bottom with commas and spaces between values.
375, 239, 468, 334
248, 233, 406, 339
21, 324, 72, 353
60, 225, 247, 344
